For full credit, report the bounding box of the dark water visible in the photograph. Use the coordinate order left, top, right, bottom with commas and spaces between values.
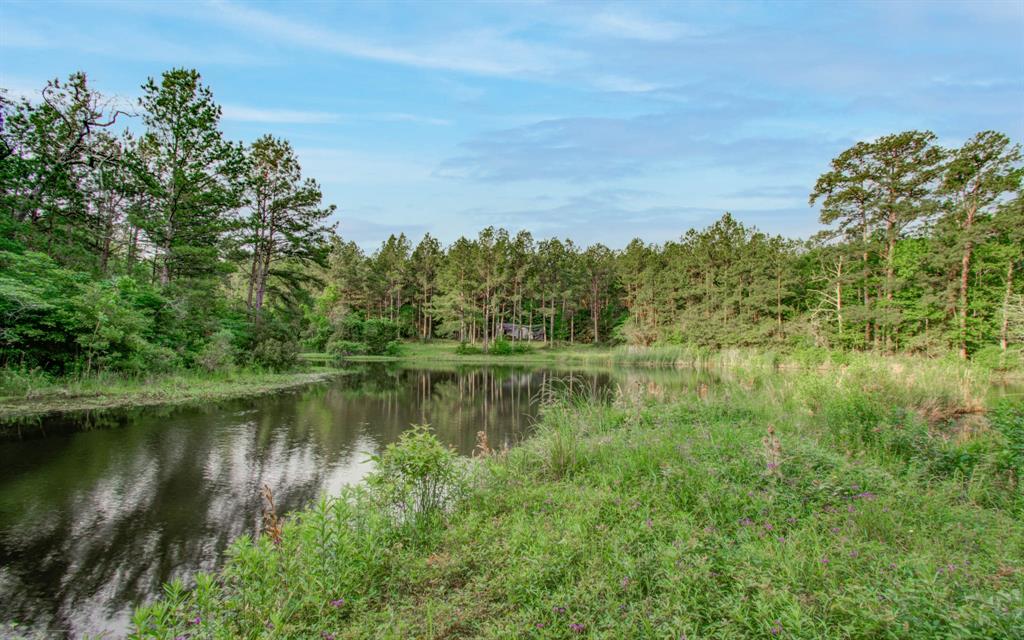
0, 363, 630, 639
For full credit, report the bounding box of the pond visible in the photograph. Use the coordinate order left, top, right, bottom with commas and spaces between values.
0, 363, 700, 639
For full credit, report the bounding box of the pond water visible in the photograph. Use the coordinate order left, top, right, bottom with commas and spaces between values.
0, 363, 692, 639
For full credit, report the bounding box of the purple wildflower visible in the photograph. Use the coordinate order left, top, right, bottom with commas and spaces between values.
621, 577, 632, 589
570, 622, 586, 634
764, 523, 774, 531
777, 536, 786, 543
190, 616, 201, 625
535, 623, 545, 629
330, 598, 345, 608
820, 556, 830, 565
644, 518, 654, 529
739, 517, 754, 527
553, 606, 566, 615
321, 633, 336, 640
849, 550, 859, 559
771, 619, 783, 635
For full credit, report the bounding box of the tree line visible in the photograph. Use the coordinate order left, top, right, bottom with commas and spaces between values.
312, 129, 1022, 363
1, 70, 334, 374
2, 69, 1022, 378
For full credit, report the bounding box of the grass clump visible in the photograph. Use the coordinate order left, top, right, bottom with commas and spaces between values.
131, 361, 1024, 639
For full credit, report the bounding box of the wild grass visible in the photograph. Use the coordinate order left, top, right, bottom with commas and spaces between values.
131, 359, 1024, 639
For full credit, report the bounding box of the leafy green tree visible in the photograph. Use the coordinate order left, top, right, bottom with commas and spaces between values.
240, 135, 335, 318
940, 131, 1023, 358
130, 68, 243, 285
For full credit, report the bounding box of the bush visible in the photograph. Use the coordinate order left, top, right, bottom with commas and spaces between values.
455, 341, 482, 355
246, 316, 300, 371
362, 318, 401, 354
366, 425, 465, 536
326, 338, 368, 356
196, 330, 236, 373
488, 337, 513, 355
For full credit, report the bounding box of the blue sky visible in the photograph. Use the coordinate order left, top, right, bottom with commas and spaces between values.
2, 1, 1022, 249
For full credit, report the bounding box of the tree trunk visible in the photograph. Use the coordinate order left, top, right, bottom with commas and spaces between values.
957, 205, 978, 360
1001, 259, 1015, 353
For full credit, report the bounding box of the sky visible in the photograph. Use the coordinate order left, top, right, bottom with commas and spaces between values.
2, 0, 1023, 250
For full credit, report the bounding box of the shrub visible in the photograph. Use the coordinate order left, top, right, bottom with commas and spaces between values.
362, 318, 401, 354
366, 425, 465, 536
488, 337, 513, 355
196, 330, 236, 373
246, 316, 300, 371
455, 341, 482, 355
326, 338, 368, 356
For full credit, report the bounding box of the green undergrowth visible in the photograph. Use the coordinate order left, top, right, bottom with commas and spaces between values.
132, 366, 1024, 639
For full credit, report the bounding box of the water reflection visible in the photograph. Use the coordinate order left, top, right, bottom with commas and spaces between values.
0, 364, 622, 638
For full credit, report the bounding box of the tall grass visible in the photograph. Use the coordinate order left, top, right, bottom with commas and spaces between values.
131, 358, 1024, 639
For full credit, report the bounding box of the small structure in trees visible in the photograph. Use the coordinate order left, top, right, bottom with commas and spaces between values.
500, 323, 545, 341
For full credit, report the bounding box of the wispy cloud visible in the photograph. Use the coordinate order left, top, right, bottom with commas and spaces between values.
584, 11, 703, 42
221, 105, 342, 124
207, 0, 584, 78
221, 105, 450, 126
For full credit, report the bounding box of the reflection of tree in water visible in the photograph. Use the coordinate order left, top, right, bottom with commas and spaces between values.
0, 364, 622, 638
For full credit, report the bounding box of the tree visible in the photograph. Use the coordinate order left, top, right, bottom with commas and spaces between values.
410, 233, 442, 339
240, 135, 335, 318
940, 131, 1023, 358
130, 68, 244, 285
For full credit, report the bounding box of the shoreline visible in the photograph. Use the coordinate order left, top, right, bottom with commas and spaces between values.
0, 369, 342, 422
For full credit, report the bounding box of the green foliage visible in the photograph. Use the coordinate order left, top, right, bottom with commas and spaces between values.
455, 341, 483, 355
245, 314, 300, 371
133, 361, 1024, 639
195, 329, 236, 373
487, 337, 530, 355
366, 425, 465, 535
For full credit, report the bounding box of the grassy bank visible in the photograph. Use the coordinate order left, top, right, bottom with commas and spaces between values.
132, 361, 1024, 639
0, 368, 342, 420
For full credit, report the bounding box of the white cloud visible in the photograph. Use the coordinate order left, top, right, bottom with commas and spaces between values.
589, 75, 663, 93
585, 11, 702, 42
208, 0, 584, 78
221, 105, 342, 124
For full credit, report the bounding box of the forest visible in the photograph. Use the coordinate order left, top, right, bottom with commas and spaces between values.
2, 69, 1023, 384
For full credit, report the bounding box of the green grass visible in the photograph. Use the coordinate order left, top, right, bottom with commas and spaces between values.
131, 361, 1024, 639
0, 367, 344, 420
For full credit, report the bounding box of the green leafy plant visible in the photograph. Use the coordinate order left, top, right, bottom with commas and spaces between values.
365, 425, 465, 536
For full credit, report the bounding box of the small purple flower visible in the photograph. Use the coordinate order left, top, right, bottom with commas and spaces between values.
764, 523, 774, 531
190, 616, 201, 625
820, 556, 830, 565
771, 619, 783, 635
644, 518, 654, 529
621, 577, 632, 588
849, 550, 859, 559
739, 517, 753, 527
330, 598, 345, 608
535, 623, 545, 629
786, 517, 797, 524
553, 606, 566, 615
777, 536, 786, 543
321, 633, 336, 640
570, 622, 586, 634
847, 505, 856, 513
830, 527, 841, 535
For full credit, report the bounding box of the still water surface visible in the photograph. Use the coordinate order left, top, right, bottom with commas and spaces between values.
0, 363, 664, 638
